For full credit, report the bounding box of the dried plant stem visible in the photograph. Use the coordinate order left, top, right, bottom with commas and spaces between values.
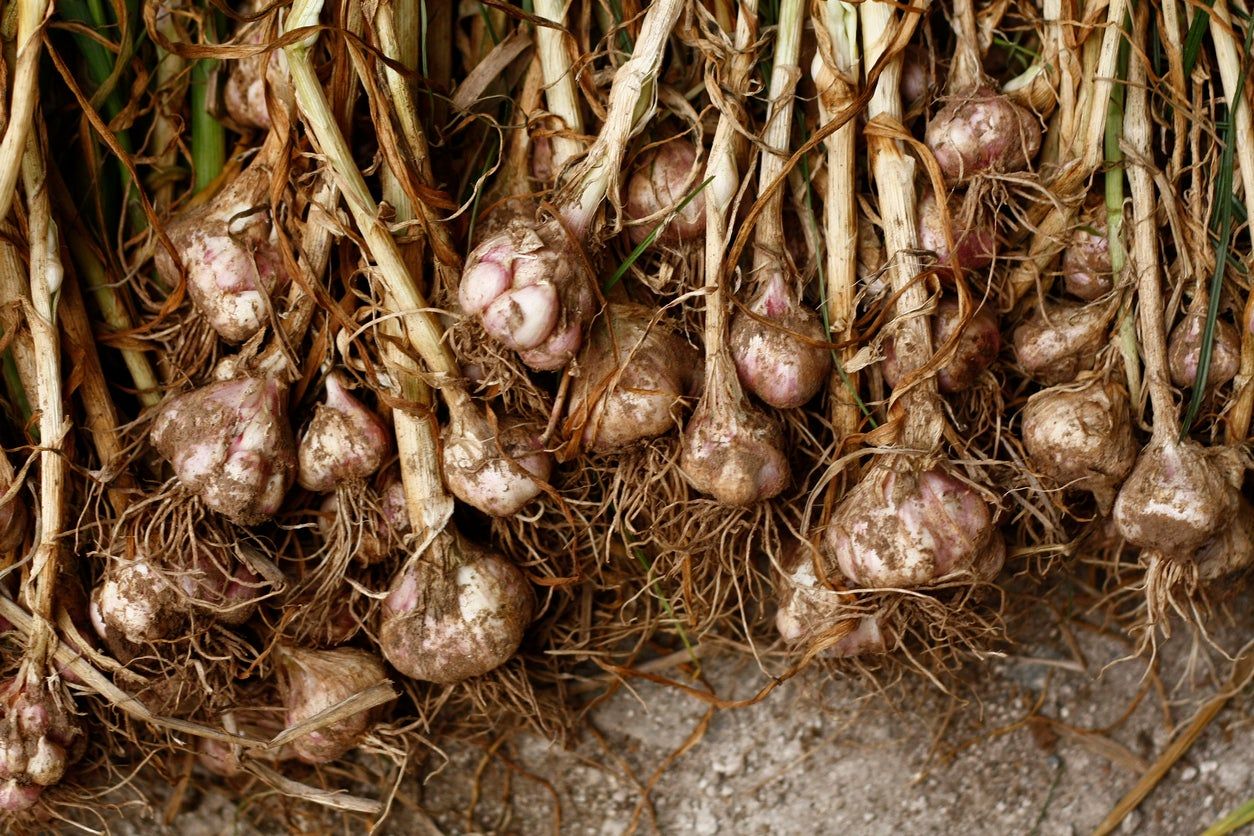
860, 0, 938, 450
0, 0, 49, 222
20, 125, 66, 671
701, 0, 758, 354
1124, 27, 1174, 432
534, 0, 586, 168
1006, 0, 1128, 306
554, 0, 686, 236
751, 0, 803, 267
283, 0, 472, 417
814, 0, 861, 442
1208, 0, 1254, 441
0, 233, 38, 399
151, 10, 188, 211
377, 0, 454, 538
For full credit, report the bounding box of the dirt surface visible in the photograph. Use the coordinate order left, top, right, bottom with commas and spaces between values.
106, 602, 1253, 835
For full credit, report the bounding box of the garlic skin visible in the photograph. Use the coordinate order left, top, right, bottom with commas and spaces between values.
883, 299, 1000, 394
1194, 497, 1254, 581
277, 647, 391, 765
925, 87, 1042, 184
380, 534, 534, 684
1167, 309, 1241, 390
0, 681, 85, 808
155, 163, 285, 343
729, 269, 831, 409
825, 461, 997, 589
1013, 300, 1110, 385
442, 413, 551, 517
459, 219, 597, 370
1021, 378, 1137, 511
298, 375, 391, 492
624, 140, 706, 247
916, 189, 997, 271
223, 20, 289, 130
1112, 437, 1243, 555
1062, 205, 1117, 301
151, 377, 296, 525
90, 558, 186, 655
774, 548, 888, 658
680, 360, 790, 506
566, 304, 698, 451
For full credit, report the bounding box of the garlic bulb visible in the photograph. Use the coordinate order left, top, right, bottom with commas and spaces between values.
379, 533, 534, 684
0, 681, 85, 809
825, 460, 997, 588
729, 268, 831, 409
298, 375, 391, 492
883, 298, 1000, 393
566, 304, 697, 451
925, 87, 1041, 184
623, 140, 706, 246
151, 377, 296, 525
1013, 300, 1110, 385
277, 646, 391, 765
1167, 307, 1240, 390
442, 413, 551, 517
916, 188, 997, 271
90, 557, 186, 656
1021, 378, 1137, 511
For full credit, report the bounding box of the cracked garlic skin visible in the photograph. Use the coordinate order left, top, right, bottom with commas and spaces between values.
729, 268, 831, 409
459, 218, 597, 370
155, 164, 286, 343
624, 140, 706, 247
680, 362, 790, 506
1112, 436, 1243, 555
380, 534, 534, 684
152, 377, 296, 525
277, 646, 391, 764
825, 461, 997, 589
567, 304, 698, 451
925, 86, 1041, 184
1012, 299, 1110, 385
442, 413, 551, 517
298, 375, 391, 492
0, 681, 85, 809
1022, 378, 1137, 511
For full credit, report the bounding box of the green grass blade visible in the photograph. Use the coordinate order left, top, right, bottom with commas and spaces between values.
1202, 797, 1254, 836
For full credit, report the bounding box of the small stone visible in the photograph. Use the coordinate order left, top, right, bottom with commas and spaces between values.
1120, 810, 1142, 833
1199, 760, 1218, 774
1180, 765, 1198, 782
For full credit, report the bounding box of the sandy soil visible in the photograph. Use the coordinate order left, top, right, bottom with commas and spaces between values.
107, 597, 1254, 836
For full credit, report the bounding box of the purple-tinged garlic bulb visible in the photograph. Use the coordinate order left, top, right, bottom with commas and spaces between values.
298, 375, 391, 492
917, 188, 997, 271
883, 298, 1000, 393
624, 140, 706, 247
177, 551, 270, 626
824, 460, 997, 589
1012, 299, 1111, 385
0, 680, 85, 809
379, 533, 534, 684
566, 304, 697, 451
90, 557, 186, 657
442, 411, 551, 517
152, 377, 296, 525
459, 219, 597, 370
1062, 201, 1119, 301
680, 357, 789, 506
155, 160, 286, 343
276, 646, 391, 765
1112, 436, 1243, 555
1022, 378, 1137, 511
1167, 307, 1241, 390
925, 87, 1041, 184
729, 267, 831, 408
